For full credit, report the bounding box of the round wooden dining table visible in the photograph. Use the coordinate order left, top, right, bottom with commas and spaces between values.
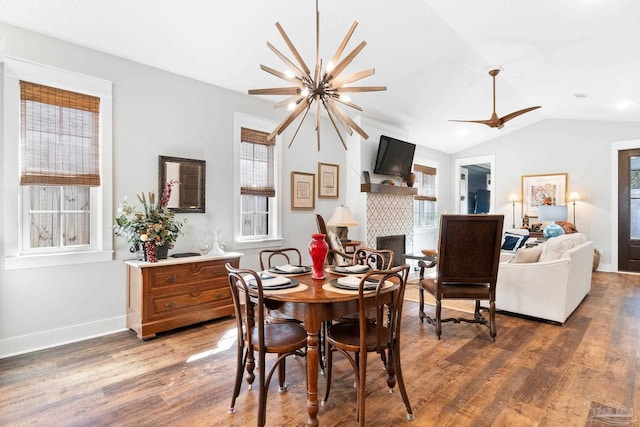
262, 270, 371, 426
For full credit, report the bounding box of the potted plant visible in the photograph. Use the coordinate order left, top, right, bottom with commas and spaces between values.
114, 181, 186, 262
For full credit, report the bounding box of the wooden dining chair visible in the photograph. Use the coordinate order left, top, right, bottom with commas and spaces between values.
419, 214, 504, 341
323, 264, 414, 426
258, 248, 308, 359
225, 264, 307, 427
259, 247, 302, 271
352, 247, 394, 270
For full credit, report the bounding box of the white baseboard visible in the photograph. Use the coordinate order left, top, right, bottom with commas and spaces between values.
0, 316, 127, 359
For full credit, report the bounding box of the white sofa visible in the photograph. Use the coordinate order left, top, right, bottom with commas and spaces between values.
493, 233, 594, 324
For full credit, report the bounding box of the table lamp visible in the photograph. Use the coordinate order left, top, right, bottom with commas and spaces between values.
538, 205, 568, 239
327, 205, 358, 242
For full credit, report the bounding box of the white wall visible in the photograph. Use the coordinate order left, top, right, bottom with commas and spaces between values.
454, 119, 640, 270
0, 22, 351, 357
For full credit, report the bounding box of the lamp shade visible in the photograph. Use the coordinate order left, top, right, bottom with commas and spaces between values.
327, 206, 358, 227
537, 205, 568, 222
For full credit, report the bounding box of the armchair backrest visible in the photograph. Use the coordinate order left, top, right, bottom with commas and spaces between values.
436, 214, 504, 286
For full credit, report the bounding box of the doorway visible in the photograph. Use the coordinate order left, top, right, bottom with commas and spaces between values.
454, 155, 495, 214
618, 149, 640, 272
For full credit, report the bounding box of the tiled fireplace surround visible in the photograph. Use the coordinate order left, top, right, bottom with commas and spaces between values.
365, 192, 414, 257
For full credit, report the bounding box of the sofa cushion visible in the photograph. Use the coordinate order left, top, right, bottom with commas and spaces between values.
501, 232, 529, 252
539, 233, 588, 262
511, 244, 544, 263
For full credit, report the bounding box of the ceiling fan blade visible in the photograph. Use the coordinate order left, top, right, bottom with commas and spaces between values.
448, 119, 495, 126
500, 106, 542, 124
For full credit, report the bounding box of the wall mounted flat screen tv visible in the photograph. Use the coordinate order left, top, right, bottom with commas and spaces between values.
373, 135, 416, 179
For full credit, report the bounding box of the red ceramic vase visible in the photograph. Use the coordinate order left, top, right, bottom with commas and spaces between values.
309, 233, 329, 279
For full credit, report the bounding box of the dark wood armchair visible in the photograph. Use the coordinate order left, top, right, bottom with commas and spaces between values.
419, 214, 504, 341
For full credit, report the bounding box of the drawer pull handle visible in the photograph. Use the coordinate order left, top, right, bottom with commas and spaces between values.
215, 292, 223, 299
165, 302, 176, 309
165, 275, 176, 283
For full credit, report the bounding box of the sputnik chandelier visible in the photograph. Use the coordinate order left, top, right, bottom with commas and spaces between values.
248, 0, 386, 150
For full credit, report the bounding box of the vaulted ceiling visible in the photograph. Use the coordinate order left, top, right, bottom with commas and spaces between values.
1, 0, 638, 153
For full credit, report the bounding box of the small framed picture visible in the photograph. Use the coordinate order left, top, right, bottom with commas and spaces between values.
521, 173, 568, 217
291, 171, 315, 210
318, 162, 339, 198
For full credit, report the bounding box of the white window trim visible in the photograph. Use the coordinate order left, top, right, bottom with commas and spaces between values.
232, 112, 283, 250
3, 56, 113, 270
414, 160, 439, 230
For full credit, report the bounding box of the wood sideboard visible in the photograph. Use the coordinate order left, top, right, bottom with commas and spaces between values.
125, 252, 242, 340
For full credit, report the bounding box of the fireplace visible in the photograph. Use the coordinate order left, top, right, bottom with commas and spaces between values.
376, 235, 406, 267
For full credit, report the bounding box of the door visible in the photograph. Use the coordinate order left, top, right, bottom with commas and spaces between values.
618, 149, 640, 272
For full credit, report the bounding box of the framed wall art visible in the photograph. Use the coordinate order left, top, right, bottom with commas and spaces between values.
318, 162, 339, 198
521, 173, 568, 217
291, 171, 315, 210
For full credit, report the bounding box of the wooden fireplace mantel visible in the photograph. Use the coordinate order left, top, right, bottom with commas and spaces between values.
361, 183, 418, 195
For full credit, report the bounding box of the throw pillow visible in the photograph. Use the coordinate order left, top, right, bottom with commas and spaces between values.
539, 233, 587, 262
511, 244, 543, 263
327, 230, 349, 266
501, 232, 529, 252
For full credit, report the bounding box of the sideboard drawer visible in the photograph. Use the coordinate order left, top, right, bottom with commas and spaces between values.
147, 262, 227, 289
151, 285, 232, 315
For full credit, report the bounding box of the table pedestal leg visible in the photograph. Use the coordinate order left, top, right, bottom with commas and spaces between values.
305, 329, 320, 425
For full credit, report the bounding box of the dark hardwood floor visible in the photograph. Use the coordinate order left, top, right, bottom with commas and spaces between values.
1, 272, 638, 426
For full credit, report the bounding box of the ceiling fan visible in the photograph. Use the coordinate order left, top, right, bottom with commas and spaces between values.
449, 69, 541, 129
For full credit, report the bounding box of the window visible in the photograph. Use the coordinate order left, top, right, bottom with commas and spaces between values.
240, 127, 274, 237
413, 164, 437, 228
233, 114, 282, 248
3, 57, 113, 269
20, 81, 99, 252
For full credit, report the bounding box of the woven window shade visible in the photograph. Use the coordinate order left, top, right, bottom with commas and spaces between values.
20, 81, 100, 186
414, 163, 437, 202
240, 127, 275, 197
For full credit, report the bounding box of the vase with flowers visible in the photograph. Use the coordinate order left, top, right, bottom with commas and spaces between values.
114, 181, 186, 262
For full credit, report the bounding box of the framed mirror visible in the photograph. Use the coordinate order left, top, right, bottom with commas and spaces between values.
158, 155, 206, 213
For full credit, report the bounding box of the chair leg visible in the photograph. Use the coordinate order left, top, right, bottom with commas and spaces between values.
357, 351, 368, 426
392, 339, 414, 421
435, 299, 442, 339
246, 348, 256, 390
322, 341, 333, 404
228, 345, 248, 414
489, 300, 497, 341
418, 287, 425, 322
278, 355, 287, 392
257, 352, 267, 427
